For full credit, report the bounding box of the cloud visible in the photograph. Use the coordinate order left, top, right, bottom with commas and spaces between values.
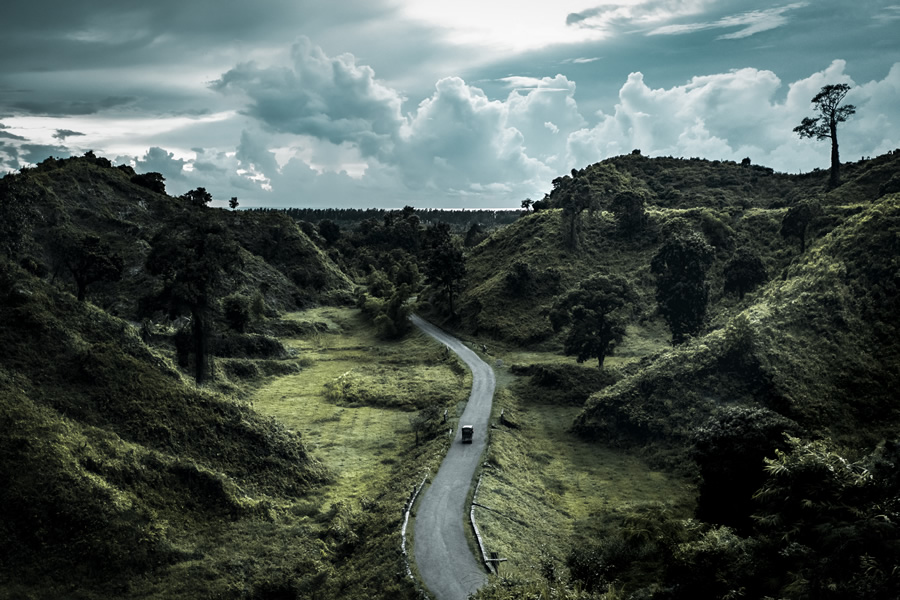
0, 130, 26, 141
134, 146, 187, 181
649, 2, 809, 39
20, 144, 72, 163
211, 36, 405, 159
567, 1, 712, 32
10, 96, 136, 116
53, 129, 86, 140
875, 5, 900, 21
566, 60, 900, 174
398, 76, 547, 194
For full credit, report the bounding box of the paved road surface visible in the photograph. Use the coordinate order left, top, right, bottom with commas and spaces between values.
412, 315, 494, 600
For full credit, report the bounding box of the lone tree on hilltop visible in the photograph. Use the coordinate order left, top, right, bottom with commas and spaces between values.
794, 83, 856, 189
651, 232, 714, 345
549, 273, 636, 369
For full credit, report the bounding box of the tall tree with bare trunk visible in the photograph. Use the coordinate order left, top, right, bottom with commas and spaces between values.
793, 83, 856, 190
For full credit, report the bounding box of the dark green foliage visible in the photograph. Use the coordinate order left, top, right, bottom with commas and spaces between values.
146, 211, 243, 383
318, 219, 340, 246
53, 231, 125, 302
724, 246, 768, 299
692, 406, 800, 531
752, 437, 900, 599
222, 293, 252, 332
780, 201, 816, 253
229, 196, 239, 210
0, 264, 327, 593
651, 231, 714, 344
464, 221, 487, 247
509, 362, 617, 406
556, 176, 592, 249
181, 186, 213, 207
423, 222, 465, 316
609, 190, 648, 235
503, 260, 536, 296
549, 273, 636, 368
794, 83, 856, 189
212, 332, 286, 358
409, 404, 442, 445
0, 173, 38, 258
879, 173, 900, 198
130, 171, 166, 194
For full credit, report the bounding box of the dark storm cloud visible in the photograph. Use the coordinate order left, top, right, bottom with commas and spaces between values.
0, 130, 27, 141
53, 129, 87, 140
0, 1, 394, 71
11, 96, 136, 116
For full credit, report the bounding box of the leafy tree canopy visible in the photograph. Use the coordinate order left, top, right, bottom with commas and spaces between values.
793, 83, 856, 189
651, 232, 714, 345
549, 272, 636, 368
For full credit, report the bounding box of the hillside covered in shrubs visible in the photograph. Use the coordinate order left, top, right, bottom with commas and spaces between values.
2, 148, 900, 599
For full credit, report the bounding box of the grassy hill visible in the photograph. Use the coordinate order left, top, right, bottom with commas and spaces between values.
0, 261, 329, 597
3, 149, 899, 599
574, 191, 900, 450
15, 154, 352, 318
459, 153, 900, 599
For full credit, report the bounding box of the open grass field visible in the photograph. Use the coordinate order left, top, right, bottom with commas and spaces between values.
476, 390, 696, 582
252, 307, 471, 511
251, 306, 694, 592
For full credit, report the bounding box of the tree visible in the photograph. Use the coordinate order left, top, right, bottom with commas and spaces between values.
229, 196, 239, 210
423, 223, 465, 317
651, 232, 714, 345
181, 187, 213, 208
58, 233, 124, 302
793, 83, 856, 189
723, 246, 768, 299
130, 172, 166, 194
409, 404, 442, 446
609, 190, 648, 235
521, 198, 534, 214
146, 212, 242, 384
691, 406, 799, 532
549, 273, 635, 369
780, 201, 815, 253
318, 219, 341, 246
560, 178, 592, 249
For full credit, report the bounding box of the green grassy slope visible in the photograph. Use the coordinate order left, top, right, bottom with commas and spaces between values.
0, 262, 330, 597
574, 192, 900, 453
15, 155, 352, 317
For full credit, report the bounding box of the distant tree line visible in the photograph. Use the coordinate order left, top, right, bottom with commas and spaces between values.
268, 206, 520, 231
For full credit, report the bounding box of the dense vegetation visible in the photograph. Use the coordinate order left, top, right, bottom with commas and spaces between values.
2, 148, 899, 599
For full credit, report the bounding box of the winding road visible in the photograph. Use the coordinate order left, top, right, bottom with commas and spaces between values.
411, 315, 495, 600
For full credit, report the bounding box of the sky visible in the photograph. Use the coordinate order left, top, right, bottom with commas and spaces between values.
1, 1, 898, 209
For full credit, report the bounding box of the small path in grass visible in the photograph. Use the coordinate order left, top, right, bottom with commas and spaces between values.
412, 315, 494, 600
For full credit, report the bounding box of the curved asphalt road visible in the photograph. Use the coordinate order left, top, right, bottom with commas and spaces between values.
412, 315, 494, 600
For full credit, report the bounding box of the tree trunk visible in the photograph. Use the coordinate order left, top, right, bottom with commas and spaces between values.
829, 122, 840, 190
191, 306, 209, 384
